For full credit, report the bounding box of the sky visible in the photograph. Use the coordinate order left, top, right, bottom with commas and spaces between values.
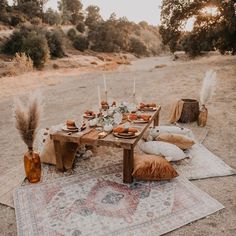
8, 0, 163, 25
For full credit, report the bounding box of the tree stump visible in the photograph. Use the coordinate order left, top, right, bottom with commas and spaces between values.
179, 99, 199, 123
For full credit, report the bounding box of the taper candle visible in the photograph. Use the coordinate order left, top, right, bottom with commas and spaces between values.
97, 86, 101, 107
133, 78, 136, 95
103, 74, 107, 92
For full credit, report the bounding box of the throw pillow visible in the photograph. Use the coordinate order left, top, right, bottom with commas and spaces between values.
140, 141, 186, 161
156, 133, 195, 150
132, 154, 179, 180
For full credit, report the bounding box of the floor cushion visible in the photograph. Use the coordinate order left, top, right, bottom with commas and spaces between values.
156, 133, 195, 150
132, 154, 179, 180
140, 141, 187, 162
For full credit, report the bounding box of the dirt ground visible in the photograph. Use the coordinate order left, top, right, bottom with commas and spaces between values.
0, 53, 235, 236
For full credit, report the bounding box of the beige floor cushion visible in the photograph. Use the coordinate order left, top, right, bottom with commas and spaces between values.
156, 133, 195, 150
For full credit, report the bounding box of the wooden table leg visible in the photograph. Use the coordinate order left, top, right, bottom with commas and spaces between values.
123, 148, 134, 184
154, 112, 160, 127
53, 140, 64, 171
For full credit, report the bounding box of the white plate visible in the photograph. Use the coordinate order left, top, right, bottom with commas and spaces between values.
62, 125, 79, 132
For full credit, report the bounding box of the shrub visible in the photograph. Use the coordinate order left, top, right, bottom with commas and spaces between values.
73, 35, 88, 51
67, 28, 77, 40
10, 14, 26, 27
129, 38, 148, 56
43, 8, 61, 25
11, 52, 34, 74
76, 22, 85, 33
30, 17, 42, 25
3, 26, 50, 68
46, 30, 65, 58
22, 32, 50, 68
2, 31, 25, 54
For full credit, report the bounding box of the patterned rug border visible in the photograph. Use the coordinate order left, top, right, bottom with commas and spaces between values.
14, 164, 224, 236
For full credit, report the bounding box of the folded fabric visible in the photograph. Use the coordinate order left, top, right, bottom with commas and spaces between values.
169, 100, 184, 123
37, 129, 57, 165
140, 141, 186, 162
156, 133, 195, 150
132, 154, 179, 180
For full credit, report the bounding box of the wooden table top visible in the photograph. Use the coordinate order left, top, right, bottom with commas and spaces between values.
51, 106, 161, 150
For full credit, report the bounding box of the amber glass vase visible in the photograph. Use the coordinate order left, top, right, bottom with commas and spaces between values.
24, 148, 41, 183
198, 105, 208, 127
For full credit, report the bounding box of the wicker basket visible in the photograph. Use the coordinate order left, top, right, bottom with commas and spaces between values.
179, 99, 199, 123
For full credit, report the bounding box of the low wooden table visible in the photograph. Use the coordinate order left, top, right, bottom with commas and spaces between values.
50, 106, 161, 183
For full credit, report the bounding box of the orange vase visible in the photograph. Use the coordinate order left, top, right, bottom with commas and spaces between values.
24, 148, 41, 183
198, 105, 208, 127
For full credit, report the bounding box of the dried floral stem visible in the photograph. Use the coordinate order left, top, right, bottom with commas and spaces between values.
14, 93, 42, 149
200, 70, 217, 106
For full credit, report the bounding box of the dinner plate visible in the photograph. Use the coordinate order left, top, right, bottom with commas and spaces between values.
128, 118, 149, 124
83, 114, 96, 119
113, 131, 141, 139
138, 107, 157, 111
62, 125, 79, 132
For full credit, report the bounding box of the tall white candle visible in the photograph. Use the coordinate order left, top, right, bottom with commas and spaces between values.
103, 74, 107, 92
97, 86, 101, 107
133, 78, 136, 95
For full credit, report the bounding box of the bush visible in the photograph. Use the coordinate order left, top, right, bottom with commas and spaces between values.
129, 38, 148, 56
73, 35, 88, 51
10, 14, 26, 27
3, 26, 50, 68
30, 17, 42, 25
11, 52, 34, 74
22, 32, 50, 68
43, 8, 61, 25
46, 30, 65, 58
76, 22, 85, 33
67, 28, 77, 40
2, 31, 25, 54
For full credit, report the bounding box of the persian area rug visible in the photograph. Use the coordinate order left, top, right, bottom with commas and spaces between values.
174, 143, 236, 180
14, 164, 224, 236
0, 163, 25, 208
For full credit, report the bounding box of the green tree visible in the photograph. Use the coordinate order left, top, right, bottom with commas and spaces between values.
0, 0, 8, 12
43, 8, 61, 25
58, 0, 83, 25
160, 0, 236, 55
15, 0, 44, 18
85, 5, 102, 30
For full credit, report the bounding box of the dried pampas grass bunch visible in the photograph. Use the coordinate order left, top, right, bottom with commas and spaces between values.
14, 93, 42, 149
200, 69, 217, 105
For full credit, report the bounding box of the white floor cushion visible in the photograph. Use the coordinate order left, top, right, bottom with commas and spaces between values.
140, 141, 186, 162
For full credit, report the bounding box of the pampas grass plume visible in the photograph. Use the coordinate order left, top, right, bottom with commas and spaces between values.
14, 93, 42, 149
200, 69, 217, 105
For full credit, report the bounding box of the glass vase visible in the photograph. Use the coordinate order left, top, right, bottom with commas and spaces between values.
198, 105, 208, 127
24, 148, 41, 183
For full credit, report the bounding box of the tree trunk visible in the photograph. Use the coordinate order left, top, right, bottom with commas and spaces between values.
179, 99, 199, 123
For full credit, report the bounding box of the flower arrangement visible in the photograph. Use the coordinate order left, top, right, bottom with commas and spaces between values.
13, 93, 43, 183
